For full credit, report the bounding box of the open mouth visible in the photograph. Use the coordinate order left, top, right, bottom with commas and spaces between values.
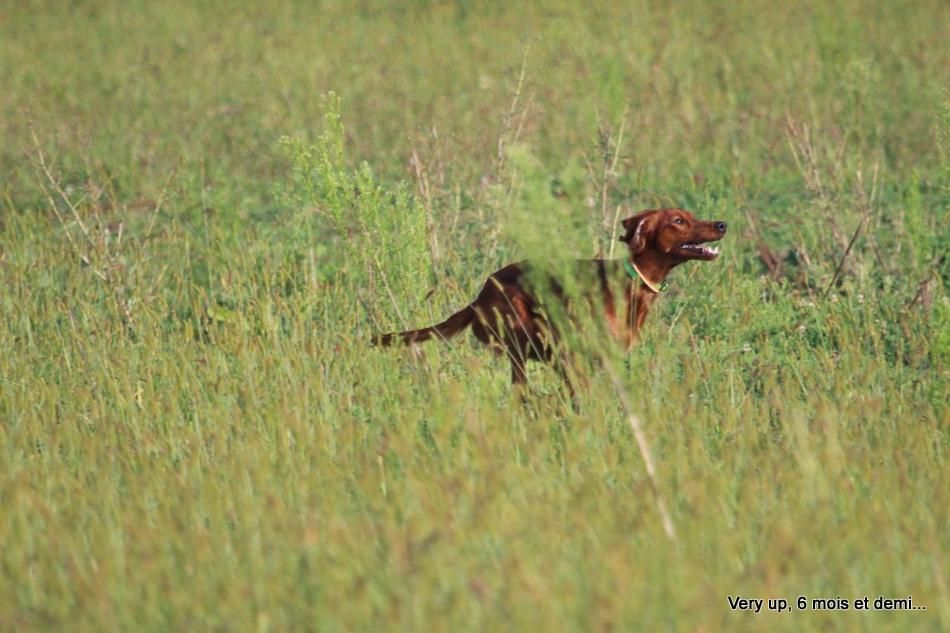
678, 241, 721, 259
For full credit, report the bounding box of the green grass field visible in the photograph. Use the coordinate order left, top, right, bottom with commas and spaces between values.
1, 1, 948, 630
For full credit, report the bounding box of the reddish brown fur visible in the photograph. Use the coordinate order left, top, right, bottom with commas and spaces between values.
374, 208, 727, 395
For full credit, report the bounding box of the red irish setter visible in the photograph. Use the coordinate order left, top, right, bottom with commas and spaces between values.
375, 208, 727, 395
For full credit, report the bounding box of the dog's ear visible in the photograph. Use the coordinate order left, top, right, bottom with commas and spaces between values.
619, 211, 657, 254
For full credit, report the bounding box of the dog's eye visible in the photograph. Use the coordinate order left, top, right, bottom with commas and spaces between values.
673, 218, 685, 225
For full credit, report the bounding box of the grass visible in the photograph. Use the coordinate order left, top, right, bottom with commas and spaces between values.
1, 1, 948, 631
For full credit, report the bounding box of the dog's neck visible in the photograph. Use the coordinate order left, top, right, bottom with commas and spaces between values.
621, 250, 681, 348
628, 250, 677, 294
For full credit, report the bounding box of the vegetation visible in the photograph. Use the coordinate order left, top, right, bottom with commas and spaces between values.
1, 1, 947, 630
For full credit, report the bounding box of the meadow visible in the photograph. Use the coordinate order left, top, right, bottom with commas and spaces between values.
1, 1, 948, 631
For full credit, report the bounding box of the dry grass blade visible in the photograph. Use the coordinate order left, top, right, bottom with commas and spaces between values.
603, 361, 677, 542
824, 163, 880, 296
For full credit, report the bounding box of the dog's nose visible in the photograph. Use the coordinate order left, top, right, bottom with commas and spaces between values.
714, 221, 727, 233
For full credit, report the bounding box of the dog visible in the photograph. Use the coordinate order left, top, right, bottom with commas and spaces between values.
374, 208, 727, 396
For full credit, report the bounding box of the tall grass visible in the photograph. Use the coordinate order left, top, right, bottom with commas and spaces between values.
1, 1, 947, 631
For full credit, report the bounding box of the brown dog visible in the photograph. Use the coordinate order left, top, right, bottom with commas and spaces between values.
375, 208, 726, 395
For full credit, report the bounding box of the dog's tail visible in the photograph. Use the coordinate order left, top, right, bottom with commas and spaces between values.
373, 305, 475, 346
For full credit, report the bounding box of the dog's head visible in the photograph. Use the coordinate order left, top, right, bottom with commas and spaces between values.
619, 208, 727, 262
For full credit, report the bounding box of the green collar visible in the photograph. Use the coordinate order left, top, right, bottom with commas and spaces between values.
624, 259, 667, 293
